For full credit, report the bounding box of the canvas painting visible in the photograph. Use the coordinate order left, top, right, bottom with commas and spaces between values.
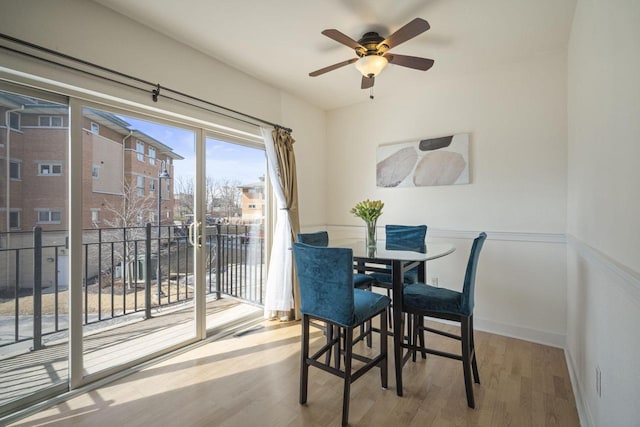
376, 133, 470, 187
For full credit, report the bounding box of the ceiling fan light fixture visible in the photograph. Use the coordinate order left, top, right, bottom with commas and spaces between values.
355, 55, 388, 77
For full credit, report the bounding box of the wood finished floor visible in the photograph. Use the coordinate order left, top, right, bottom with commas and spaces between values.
9, 320, 580, 427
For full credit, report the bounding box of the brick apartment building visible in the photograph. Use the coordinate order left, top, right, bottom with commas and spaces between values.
239, 178, 264, 224
0, 91, 183, 234
0, 90, 183, 290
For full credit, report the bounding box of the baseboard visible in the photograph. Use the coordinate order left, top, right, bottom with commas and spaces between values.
473, 316, 566, 349
565, 349, 594, 427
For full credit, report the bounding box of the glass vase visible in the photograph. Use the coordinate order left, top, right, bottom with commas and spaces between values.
365, 219, 377, 252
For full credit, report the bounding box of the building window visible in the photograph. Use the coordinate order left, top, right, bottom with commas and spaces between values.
9, 161, 21, 180
9, 211, 20, 229
91, 209, 100, 223
149, 180, 155, 192
91, 122, 99, 134
92, 165, 100, 178
39, 163, 63, 176
36, 209, 62, 224
248, 204, 256, 209
148, 146, 156, 165
9, 112, 20, 130
38, 116, 64, 127
136, 176, 144, 196
136, 140, 145, 162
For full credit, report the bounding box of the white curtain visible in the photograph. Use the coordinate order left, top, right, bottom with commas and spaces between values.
262, 127, 293, 318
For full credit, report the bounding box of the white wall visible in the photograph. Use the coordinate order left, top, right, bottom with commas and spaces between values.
567, 0, 640, 425
279, 92, 327, 227
0, 0, 279, 124
323, 52, 569, 346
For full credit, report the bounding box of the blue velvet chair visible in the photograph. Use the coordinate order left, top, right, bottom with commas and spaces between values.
297, 231, 377, 352
369, 224, 428, 286
293, 242, 390, 427
367, 225, 427, 329
297, 231, 375, 289
402, 232, 487, 408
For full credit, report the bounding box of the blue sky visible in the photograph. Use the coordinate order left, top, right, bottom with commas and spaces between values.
120, 115, 265, 185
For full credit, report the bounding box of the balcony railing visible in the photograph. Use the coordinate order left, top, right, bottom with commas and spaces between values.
0, 223, 266, 349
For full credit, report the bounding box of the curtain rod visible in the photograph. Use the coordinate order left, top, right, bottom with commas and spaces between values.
0, 33, 293, 134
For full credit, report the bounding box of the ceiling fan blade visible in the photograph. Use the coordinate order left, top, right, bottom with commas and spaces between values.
377, 18, 430, 50
384, 53, 434, 71
361, 75, 375, 89
309, 58, 358, 77
322, 29, 365, 50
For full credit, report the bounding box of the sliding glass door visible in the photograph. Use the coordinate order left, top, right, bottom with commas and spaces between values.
0, 81, 268, 418
78, 104, 199, 377
203, 136, 267, 332
0, 83, 70, 412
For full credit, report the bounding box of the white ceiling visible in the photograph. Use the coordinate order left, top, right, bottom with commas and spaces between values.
93, 0, 576, 111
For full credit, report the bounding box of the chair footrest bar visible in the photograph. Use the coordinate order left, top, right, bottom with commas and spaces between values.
350, 354, 386, 383
307, 358, 345, 378
310, 337, 340, 361
421, 326, 461, 341
401, 342, 463, 361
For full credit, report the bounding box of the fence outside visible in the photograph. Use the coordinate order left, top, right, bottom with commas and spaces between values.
0, 223, 266, 349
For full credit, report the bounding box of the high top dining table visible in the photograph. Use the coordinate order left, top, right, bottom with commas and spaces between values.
332, 239, 455, 396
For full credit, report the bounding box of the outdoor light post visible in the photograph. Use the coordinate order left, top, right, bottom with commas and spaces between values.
157, 159, 171, 303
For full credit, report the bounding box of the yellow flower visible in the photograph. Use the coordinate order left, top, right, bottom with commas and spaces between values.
350, 199, 384, 222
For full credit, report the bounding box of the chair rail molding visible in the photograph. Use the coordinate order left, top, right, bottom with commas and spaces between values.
323, 225, 566, 244
567, 234, 640, 305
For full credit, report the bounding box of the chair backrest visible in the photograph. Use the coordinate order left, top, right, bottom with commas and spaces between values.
461, 232, 487, 316
296, 231, 329, 247
292, 243, 355, 325
385, 224, 427, 251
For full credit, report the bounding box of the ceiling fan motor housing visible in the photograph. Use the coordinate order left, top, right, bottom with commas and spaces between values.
356, 32, 388, 57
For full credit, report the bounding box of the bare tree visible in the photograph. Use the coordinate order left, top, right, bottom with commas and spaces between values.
173, 175, 194, 219
103, 181, 155, 289
207, 178, 241, 222
171, 176, 241, 223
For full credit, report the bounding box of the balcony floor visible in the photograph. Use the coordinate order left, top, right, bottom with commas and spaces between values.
0, 298, 262, 416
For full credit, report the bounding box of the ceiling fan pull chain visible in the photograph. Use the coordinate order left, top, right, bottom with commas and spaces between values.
370, 86, 374, 100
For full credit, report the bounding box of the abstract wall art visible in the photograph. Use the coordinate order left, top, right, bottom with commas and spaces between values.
376, 133, 470, 187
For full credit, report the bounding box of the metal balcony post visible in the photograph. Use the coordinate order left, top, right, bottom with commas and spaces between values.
216, 224, 222, 299
32, 226, 43, 350
145, 223, 152, 319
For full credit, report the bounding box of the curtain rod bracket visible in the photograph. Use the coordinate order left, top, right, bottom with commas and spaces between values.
275, 124, 293, 134
151, 83, 161, 102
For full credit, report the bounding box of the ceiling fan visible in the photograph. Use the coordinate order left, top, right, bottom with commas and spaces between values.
309, 18, 435, 93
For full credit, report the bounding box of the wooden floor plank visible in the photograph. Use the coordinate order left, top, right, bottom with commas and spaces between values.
9, 320, 580, 427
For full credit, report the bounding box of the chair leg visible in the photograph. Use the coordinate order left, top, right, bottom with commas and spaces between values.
470, 315, 480, 384
360, 320, 372, 349
341, 326, 354, 427
366, 284, 373, 348
334, 326, 341, 370
410, 313, 417, 362
300, 315, 310, 405
325, 322, 333, 366
417, 315, 427, 359
386, 288, 393, 329
394, 309, 405, 397
461, 316, 475, 408
380, 308, 388, 389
